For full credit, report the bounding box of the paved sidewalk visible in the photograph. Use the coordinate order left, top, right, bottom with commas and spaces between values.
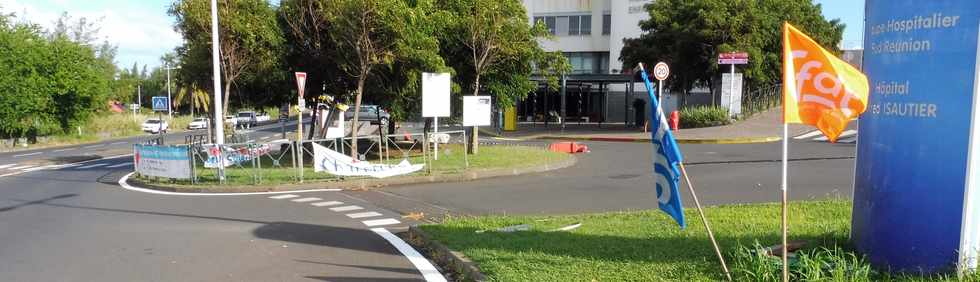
489, 107, 814, 144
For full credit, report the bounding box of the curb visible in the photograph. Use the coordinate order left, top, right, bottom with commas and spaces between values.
402, 226, 488, 282
130, 155, 578, 194
536, 135, 782, 144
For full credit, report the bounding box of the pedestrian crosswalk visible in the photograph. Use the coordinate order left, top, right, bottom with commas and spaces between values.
793, 129, 858, 144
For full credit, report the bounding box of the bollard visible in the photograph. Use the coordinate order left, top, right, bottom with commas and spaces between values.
669, 111, 680, 130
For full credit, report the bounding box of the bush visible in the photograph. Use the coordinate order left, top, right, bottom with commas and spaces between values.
679, 106, 730, 128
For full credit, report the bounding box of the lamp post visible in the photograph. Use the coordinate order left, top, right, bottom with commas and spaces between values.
165, 64, 180, 119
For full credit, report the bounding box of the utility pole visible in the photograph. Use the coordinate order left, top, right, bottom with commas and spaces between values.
166, 64, 173, 118
210, 0, 224, 145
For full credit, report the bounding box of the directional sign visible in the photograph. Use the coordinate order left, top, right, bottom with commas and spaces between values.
151, 96, 169, 112
295, 72, 307, 98
654, 62, 670, 81
718, 52, 749, 65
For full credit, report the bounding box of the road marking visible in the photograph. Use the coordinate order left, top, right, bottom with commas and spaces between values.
8, 165, 34, 170
837, 136, 858, 144
76, 163, 108, 169
260, 136, 271, 140
0, 164, 15, 169
0, 154, 130, 178
55, 163, 82, 169
330, 205, 363, 212
107, 162, 133, 168
110, 141, 127, 145
117, 172, 342, 196
793, 130, 824, 140
13, 152, 41, 157
363, 218, 400, 227
247, 140, 255, 143
371, 227, 446, 282
346, 211, 383, 219
291, 197, 322, 203
23, 165, 58, 172
838, 129, 858, 138
52, 148, 75, 152
311, 201, 344, 207
83, 144, 105, 149
269, 194, 299, 199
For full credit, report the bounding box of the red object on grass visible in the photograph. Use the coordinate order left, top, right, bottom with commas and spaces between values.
669, 111, 680, 130
548, 142, 589, 154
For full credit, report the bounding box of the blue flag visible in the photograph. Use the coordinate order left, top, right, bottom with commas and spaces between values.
638, 64, 686, 229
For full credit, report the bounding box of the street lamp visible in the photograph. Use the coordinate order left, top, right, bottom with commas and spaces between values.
165, 64, 180, 119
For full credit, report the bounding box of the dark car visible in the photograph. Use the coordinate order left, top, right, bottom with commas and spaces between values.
344, 105, 391, 125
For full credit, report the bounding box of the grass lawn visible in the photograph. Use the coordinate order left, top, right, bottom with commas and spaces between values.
141, 144, 572, 187
420, 200, 974, 281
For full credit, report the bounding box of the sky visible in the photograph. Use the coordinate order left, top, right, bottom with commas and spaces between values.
0, 0, 864, 71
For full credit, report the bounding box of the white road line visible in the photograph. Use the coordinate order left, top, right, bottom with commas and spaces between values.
83, 144, 105, 149
12, 152, 41, 157
0, 154, 129, 178
76, 163, 108, 169
269, 194, 300, 199
260, 136, 271, 140
55, 163, 81, 169
110, 141, 127, 145
52, 148, 75, 152
23, 165, 58, 172
8, 165, 34, 170
363, 218, 401, 227
838, 129, 858, 138
793, 130, 823, 140
837, 136, 858, 144
813, 135, 830, 141
247, 140, 255, 143
330, 205, 363, 212
311, 201, 344, 207
346, 212, 383, 219
291, 197, 322, 203
0, 164, 15, 169
371, 227, 446, 282
107, 162, 133, 168
117, 172, 342, 196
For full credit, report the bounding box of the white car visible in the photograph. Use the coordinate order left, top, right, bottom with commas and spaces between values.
142, 118, 169, 134
187, 118, 209, 130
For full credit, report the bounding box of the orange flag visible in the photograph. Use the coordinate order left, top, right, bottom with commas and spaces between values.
783, 22, 869, 142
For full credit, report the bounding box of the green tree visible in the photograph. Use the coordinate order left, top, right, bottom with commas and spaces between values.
170, 0, 284, 118
620, 0, 844, 101
438, 0, 567, 154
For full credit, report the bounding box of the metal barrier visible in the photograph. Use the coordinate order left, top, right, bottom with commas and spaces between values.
741, 84, 782, 118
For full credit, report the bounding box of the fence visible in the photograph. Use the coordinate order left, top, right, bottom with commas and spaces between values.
138, 130, 470, 186
741, 84, 782, 118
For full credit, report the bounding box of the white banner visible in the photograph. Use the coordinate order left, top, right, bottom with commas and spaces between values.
312, 142, 423, 178
203, 139, 289, 168
135, 144, 192, 179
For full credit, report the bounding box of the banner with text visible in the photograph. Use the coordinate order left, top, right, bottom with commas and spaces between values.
135, 144, 192, 179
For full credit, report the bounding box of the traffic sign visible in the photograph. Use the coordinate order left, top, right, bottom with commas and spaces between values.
151, 96, 169, 112
295, 72, 307, 98
130, 103, 139, 110
718, 52, 749, 65
654, 62, 670, 81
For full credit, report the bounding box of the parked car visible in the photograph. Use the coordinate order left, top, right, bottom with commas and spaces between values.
187, 117, 209, 130
141, 118, 169, 134
344, 105, 391, 125
237, 111, 257, 127
256, 112, 271, 122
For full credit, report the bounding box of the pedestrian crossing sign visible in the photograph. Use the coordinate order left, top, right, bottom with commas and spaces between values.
152, 96, 168, 111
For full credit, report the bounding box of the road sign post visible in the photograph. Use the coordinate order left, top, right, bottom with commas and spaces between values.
654, 62, 670, 112
718, 52, 748, 118
422, 73, 451, 160
295, 72, 307, 183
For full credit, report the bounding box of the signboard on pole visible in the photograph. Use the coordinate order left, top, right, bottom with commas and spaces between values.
720, 73, 742, 116
718, 52, 749, 65
295, 72, 307, 98
654, 62, 670, 81
463, 96, 492, 126
855, 0, 980, 273
422, 72, 451, 117
134, 144, 191, 179
151, 96, 169, 112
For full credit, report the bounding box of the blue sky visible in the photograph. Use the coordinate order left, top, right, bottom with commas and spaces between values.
0, 0, 864, 71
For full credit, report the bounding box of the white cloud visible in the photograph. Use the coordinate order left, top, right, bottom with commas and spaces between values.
0, 0, 184, 69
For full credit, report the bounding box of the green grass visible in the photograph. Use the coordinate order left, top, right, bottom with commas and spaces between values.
420, 200, 977, 281
5, 112, 195, 150
141, 144, 572, 187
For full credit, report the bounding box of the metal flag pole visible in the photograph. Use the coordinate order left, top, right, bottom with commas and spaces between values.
678, 162, 733, 281
781, 122, 790, 282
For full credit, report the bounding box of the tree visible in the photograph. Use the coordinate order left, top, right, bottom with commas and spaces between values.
438, 0, 566, 154
170, 0, 284, 119
620, 0, 844, 101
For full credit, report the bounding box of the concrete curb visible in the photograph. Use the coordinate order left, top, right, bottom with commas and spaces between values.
131, 155, 578, 194
402, 226, 488, 282
535, 135, 782, 144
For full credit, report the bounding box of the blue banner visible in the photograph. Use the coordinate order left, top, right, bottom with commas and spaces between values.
639, 66, 686, 229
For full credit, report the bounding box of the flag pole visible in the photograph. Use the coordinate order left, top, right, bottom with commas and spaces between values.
678, 162, 732, 281
781, 122, 789, 282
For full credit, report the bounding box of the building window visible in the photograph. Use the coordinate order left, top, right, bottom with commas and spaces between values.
533, 14, 591, 36
602, 14, 611, 35
564, 52, 611, 74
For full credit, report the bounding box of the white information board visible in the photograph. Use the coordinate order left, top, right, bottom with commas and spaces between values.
721, 73, 743, 117
463, 96, 492, 126
422, 72, 451, 117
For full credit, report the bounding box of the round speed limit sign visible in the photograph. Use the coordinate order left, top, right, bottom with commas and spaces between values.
654, 62, 670, 81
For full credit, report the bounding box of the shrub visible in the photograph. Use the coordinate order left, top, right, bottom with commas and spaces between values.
679, 106, 730, 128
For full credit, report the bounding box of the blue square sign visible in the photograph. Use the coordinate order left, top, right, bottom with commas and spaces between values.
152, 96, 169, 112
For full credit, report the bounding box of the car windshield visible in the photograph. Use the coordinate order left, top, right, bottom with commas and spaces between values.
238, 113, 251, 117
145, 120, 160, 124
193, 118, 207, 122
